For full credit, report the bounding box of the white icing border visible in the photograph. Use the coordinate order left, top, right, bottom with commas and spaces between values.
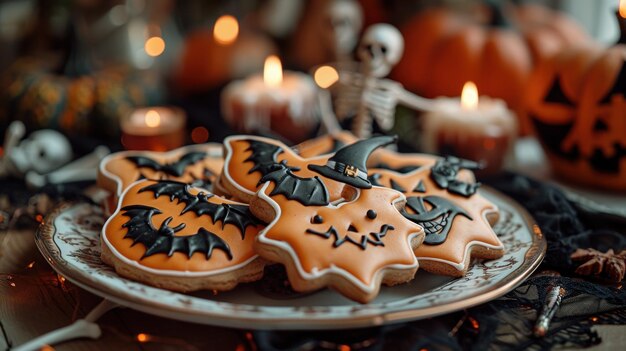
101, 179, 259, 278
99, 143, 224, 199
222, 135, 333, 197
255, 182, 422, 295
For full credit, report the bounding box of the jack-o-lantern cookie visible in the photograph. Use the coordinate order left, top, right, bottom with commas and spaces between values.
219, 135, 348, 203
250, 136, 424, 303
369, 155, 504, 277
98, 144, 223, 212
101, 179, 265, 292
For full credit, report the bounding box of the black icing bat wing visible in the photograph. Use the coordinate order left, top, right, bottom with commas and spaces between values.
138, 180, 260, 237
127, 151, 207, 177
120, 204, 232, 260
244, 140, 284, 176
259, 163, 329, 206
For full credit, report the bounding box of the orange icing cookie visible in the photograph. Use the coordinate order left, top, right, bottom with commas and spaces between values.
101, 179, 265, 292
219, 135, 346, 203
98, 144, 223, 212
369, 155, 504, 276
249, 136, 424, 303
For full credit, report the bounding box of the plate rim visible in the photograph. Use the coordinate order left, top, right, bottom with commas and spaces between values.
35, 186, 546, 330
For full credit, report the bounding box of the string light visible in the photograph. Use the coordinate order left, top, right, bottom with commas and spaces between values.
27, 261, 35, 269
137, 333, 150, 342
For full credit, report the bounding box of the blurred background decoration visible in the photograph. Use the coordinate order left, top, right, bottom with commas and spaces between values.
0, 0, 624, 187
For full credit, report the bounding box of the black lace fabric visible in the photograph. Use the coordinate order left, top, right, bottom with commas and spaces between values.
252, 173, 626, 351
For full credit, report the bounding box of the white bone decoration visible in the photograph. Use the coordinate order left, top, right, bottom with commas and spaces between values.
324, 23, 434, 138
0, 121, 73, 179
0, 120, 111, 188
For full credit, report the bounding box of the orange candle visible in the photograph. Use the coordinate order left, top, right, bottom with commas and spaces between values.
120, 107, 186, 151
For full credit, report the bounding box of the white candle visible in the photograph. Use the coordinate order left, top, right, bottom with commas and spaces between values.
421, 82, 518, 174
221, 55, 318, 143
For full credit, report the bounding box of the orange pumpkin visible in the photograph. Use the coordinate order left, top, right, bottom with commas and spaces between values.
392, 3, 590, 135
527, 15, 626, 191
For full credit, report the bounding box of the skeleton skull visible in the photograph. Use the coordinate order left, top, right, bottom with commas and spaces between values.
357, 24, 404, 78
8, 129, 72, 176
324, 0, 363, 60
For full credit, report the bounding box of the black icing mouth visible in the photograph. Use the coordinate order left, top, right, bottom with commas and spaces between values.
305, 224, 394, 250
401, 196, 472, 245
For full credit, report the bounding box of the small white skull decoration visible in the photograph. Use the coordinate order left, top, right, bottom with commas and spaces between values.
8, 129, 72, 176
357, 23, 404, 78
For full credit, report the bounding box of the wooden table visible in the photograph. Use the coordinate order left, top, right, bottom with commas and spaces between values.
1, 228, 248, 351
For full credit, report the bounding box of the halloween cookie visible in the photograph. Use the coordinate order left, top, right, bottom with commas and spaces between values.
250, 136, 424, 303
369, 155, 504, 277
101, 179, 265, 292
98, 144, 223, 212
218, 135, 347, 203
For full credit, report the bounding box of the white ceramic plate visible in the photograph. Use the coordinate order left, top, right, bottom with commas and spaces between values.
35, 187, 545, 330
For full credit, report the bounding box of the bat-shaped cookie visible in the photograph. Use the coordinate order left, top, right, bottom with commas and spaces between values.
219, 135, 345, 203
101, 179, 266, 292
121, 204, 233, 259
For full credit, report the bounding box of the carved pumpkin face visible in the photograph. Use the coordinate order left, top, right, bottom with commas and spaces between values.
528, 43, 626, 190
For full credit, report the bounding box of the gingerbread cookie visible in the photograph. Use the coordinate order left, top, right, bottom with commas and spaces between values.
98, 144, 223, 212
250, 136, 424, 303
219, 135, 347, 203
101, 179, 265, 292
368, 155, 504, 277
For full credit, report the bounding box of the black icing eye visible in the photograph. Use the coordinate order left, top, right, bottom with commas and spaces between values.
311, 215, 324, 224
380, 46, 387, 54
366, 209, 377, 220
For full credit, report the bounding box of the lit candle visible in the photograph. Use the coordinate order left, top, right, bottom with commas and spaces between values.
221, 55, 318, 143
120, 107, 186, 151
421, 82, 517, 174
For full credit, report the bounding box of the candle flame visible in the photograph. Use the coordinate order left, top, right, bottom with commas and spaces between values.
264, 55, 283, 87
461, 81, 479, 110
145, 36, 165, 57
145, 110, 161, 127
621, 0, 626, 19
214, 15, 239, 45
314, 65, 339, 89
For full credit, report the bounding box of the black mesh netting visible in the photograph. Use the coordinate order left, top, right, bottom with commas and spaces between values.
251, 173, 626, 351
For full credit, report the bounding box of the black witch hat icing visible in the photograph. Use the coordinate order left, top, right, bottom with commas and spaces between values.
308, 135, 397, 189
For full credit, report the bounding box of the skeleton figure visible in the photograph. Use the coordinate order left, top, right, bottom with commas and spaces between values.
333, 24, 434, 138
316, 0, 364, 134
323, 0, 363, 63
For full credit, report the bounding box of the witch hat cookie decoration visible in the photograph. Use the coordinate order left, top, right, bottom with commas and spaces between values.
308, 135, 397, 189
250, 134, 424, 303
